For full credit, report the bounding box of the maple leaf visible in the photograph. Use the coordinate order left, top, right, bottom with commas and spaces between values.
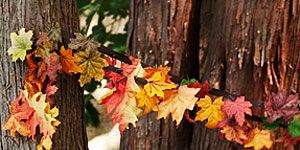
101, 72, 127, 114
75, 50, 108, 87
34, 32, 55, 62
265, 92, 299, 122
222, 96, 252, 126
220, 125, 248, 144
136, 89, 160, 114
2, 92, 34, 137
59, 46, 81, 75
187, 80, 210, 98
195, 95, 225, 128
101, 59, 145, 132
157, 85, 200, 125
144, 70, 176, 97
288, 120, 300, 137
244, 128, 273, 150
144, 66, 171, 78
47, 54, 62, 82
45, 83, 59, 104
68, 33, 99, 51
25, 54, 46, 84
7, 28, 33, 61
112, 91, 142, 132
288, 114, 300, 138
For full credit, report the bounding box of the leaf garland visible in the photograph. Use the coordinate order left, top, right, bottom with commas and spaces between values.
2, 28, 300, 150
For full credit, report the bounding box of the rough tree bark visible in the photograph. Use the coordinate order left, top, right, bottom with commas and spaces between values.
121, 0, 200, 149
122, 0, 300, 150
0, 0, 88, 150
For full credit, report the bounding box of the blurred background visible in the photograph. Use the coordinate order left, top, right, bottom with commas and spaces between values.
77, 0, 129, 149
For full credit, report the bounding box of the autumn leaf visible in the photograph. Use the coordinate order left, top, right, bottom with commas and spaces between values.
101, 59, 145, 132
7, 28, 33, 61
75, 50, 108, 87
47, 54, 62, 82
2, 92, 34, 137
24, 90, 60, 150
157, 85, 200, 125
144, 70, 176, 97
195, 95, 225, 128
34, 32, 55, 62
59, 46, 81, 75
244, 128, 273, 150
222, 96, 252, 126
68, 33, 99, 51
220, 125, 248, 144
136, 89, 160, 114
112, 91, 142, 132
187, 80, 210, 98
265, 92, 299, 122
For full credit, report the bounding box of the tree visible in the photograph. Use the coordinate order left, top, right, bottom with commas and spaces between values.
0, 0, 88, 149
121, 0, 300, 149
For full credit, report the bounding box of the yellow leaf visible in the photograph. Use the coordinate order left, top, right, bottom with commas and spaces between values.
157, 85, 200, 125
2, 115, 31, 138
75, 50, 108, 87
195, 95, 225, 128
144, 71, 176, 97
136, 89, 160, 114
244, 128, 273, 150
24, 90, 60, 150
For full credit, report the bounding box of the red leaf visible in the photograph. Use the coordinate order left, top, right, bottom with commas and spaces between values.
188, 81, 210, 98
222, 96, 252, 126
265, 91, 299, 122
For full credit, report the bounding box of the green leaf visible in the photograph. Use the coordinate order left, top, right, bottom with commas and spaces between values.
262, 118, 283, 130
180, 78, 198, 85
7, 28, 33, 62
288, 120, 300, 137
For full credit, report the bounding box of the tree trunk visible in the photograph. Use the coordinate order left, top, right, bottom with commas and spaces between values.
122, 0, 300, 150
0, 0, 88, 150
121, 0, 200, 149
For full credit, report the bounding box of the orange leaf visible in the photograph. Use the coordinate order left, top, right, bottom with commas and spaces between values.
220, 125, 248, 144
60, 46, 81, 75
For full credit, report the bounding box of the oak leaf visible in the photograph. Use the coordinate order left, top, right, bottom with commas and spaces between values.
157, 85, 200, 125
24, 90, 60, 150
244, 128, 273, 150
222, 96, 252, 126
195, 95, 225, 128
265, 92, 299, 122
7, 28, 33, 61
2, 92, 34, 137
75, 50, 108, 87
59, 46, 81, 75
